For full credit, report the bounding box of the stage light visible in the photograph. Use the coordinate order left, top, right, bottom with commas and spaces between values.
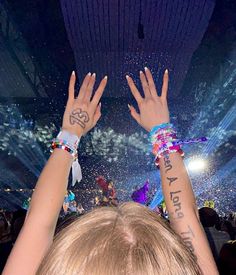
186, 158, 207, 172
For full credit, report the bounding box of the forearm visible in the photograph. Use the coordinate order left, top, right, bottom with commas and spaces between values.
159, 152, 197, 221
26, 149, 73, 230
3, 149, 73, 275
159, 152, 218, 274
3, 72, 106, 275
127, 67, 218, 273
159, 152, 199, 253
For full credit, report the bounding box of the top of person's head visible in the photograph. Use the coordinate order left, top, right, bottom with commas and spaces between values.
229, 211, 236, 220
218, 240, 236, 273
221, 240, 236, 253
199, 207, 220, 227
37, 202, 201, 275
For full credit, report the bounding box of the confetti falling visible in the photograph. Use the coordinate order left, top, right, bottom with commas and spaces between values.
0, 0, 235, 216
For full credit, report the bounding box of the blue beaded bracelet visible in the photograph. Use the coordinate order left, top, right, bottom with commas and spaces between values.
149, 123, 172, 135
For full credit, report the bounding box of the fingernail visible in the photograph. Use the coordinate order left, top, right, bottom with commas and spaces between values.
104, 75, 108, 80
88, 72, 91, 76
72, 71, 75, 75
92, 73, 96, 77
128, 104, 131, 109
140, 70, 143, 75
144, 67, 148, 71
126, 75, 129, 79
165, 69, 168, 74
99, 102, 102, 107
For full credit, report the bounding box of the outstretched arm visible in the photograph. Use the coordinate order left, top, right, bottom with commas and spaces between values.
127, 67, 218, 275
3, 72, 107, 275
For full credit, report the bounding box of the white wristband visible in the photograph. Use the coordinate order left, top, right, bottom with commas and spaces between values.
56, 130, 82, 186
57, 130, 80, 149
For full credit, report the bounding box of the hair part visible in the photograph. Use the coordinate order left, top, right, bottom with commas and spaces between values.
37, 202, 202, 275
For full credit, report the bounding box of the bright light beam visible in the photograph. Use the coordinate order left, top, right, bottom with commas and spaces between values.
149, 187, 163, 210
0, 104, 47, 177
196, 156, 236, 196
186, 157, 207, 173
202, 103, 236, 156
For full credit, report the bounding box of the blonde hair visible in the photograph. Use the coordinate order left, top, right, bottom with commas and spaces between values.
37, 202, 202, 275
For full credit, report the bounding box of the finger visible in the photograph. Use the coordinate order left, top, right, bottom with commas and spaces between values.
84, 73, 96, 103
93, 102, 102, 125
161, 69, 169, 100
126, 75, 143, 105
91, 76, 108, 107
67, 71, 76, 104
77, 72, 92, 100
144, 67, 158, 98
140, 71, 151, 98
128, 104, 141, 124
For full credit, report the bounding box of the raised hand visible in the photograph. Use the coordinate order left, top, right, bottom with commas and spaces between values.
62, 71, 107, 137
126, 68, 169, 131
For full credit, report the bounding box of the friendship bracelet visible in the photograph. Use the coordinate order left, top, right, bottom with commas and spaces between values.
51, 130, 81, 159
150, 122, 207, 167
150, 124, 179, 157
150, 125, 176, 143
150, 123, 181, 161
50, 130, 82, 186
155, 148, 185, 168
52, 139, 76, 152
149, 123, 173, 136
50, 143, 78, 159
172, 136, 208, 146
57, 130, 80, 148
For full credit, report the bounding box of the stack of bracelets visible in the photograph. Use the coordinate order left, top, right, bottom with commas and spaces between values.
149, 123, 184, 167
51, 139, 78, 159
50, 130, 80, 161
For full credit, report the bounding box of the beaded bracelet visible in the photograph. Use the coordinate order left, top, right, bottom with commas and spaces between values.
52, 139, 76, 152
149, 123, 183, 161
50, 130, 82, 186
155, 148, 185, 167
51, 142, 78, 159
149, 123, 173, 136
51, 130, 80, 160
150, 122, 207, 167
57, 130, 80, 148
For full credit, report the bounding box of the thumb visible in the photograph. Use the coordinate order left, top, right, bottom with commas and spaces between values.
128, 104, 141, 124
